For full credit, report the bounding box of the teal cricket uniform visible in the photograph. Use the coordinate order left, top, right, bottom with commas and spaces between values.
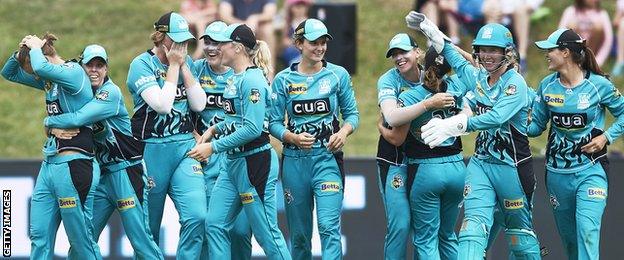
269, 61, 359, 260
398, 75, 468, 260
528, 72, 624, 259
442, 42, 541, 260
126, 50, 207, 258
192, 59, 252, 260
205, 67, 291, 260
44, 77, 163, 259
2, 50, 101, 259
375, 66, 422, 260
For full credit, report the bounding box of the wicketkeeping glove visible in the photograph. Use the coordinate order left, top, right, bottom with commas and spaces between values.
421, 113, 468, 148
405, 11, 451, 53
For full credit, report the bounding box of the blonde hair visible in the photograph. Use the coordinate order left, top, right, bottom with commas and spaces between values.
17, 33, 58, 68
150, 31, 166, 46
250, 40, 273, 77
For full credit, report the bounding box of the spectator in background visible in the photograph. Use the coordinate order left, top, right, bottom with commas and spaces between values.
280, 0, 313, 67
180, 0, 218, 59
611, 0, 624, 77
219, 0, 277, 78
415, 0, 461, 44
559, 0, 612, 67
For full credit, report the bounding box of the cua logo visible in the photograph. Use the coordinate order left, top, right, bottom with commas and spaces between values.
292, 98, 331, 115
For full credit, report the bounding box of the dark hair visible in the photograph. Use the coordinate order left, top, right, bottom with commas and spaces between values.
566, 45, 609, 79
574, 0, 599, 10
17, 33, 58, 68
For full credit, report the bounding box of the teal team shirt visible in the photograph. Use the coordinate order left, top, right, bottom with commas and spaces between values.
529, 72, 624, 173
443, 43, 532, 166
212, 67, 271, 155
44, 78, 144, 172
192, 59, 233, 135
269, 61, 359, 150
126, 50, 197, 142
1, 49, 94, 157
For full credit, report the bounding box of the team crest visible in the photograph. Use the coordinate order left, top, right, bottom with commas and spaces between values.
249, 88, 261, 103
614, 86, 622, 97
549, 194, 560, 209
44, 81, 53, 92
318, 79, 331, 95
284, 189, 293, 204
391, 174, 404, 190
95, 90, 109, 101
147, 176, 156, 191
504, 85, 517, 96
463, 184, 471, 197
577, 93, 590, 109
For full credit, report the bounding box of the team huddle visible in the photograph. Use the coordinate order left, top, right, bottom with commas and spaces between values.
0, 8, 622, 260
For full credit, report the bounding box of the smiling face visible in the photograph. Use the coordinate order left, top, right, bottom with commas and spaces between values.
203, 37, 223, 66
297, 36, 328, 64
82, 58, 107, 88
544, 48, 567, 71
389, 47, 421, 76
476, 46, 506, 72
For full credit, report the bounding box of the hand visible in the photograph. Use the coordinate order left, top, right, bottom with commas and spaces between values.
327, 131, 348, 152
581, 134, 608, 154
424, 93, 455, 110
421, 113, 468, 148
405, 11, 450, 53
198, 127, 216, 144
165, 42, 188, 66
23, 35, 45, 49
187, 142, 213, 162
50, 128, 80, 140
285, 132, 315, 149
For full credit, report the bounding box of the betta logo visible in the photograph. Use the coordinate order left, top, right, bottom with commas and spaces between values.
503, 198, 524, 209
292, 98, 331, 115
288, 83, 308, 95
192, 165, 203, 175
320, 182, 341, 192
551, 112, 587, 130
544, 94, 565, 107
116, 197, 136, 211
240, 193, 255, 204
223, 99, 236, 114
206, 93, 224, 109
58, 197, 77, 208
587, 188, 607, 199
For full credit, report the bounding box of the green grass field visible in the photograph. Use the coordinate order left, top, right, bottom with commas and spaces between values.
0, 0, 622, 158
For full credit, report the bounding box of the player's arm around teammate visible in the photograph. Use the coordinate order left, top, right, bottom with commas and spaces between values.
43, 45, 163, 259
125, 11, 207, 259
267, 18, 359, 260
530, 28, 624, 259
2, 34, 102, 260
408, 12, 542, 260
187, 23, 291, 260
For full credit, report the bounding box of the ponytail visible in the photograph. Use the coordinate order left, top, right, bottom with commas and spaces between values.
575, 45, 609, 79
423, 67, 444, 93
150, 31, 166, 46
17, 32, 58, 68
249, 40, 273, 77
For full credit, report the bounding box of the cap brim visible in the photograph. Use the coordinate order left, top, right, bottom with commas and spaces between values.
304, 32, 333, 41
82, 55, 107, 64
534, 40, 558, 50
385, 45, 413, 58
168, 31, 195, 43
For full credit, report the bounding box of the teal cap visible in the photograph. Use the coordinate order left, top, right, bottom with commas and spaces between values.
154, 12, 195, 43
81, 44, 108, 64
201, 21, 229, 41
294, 18, 333, 41
472, 23, 514, 48
385, 33, 417, 58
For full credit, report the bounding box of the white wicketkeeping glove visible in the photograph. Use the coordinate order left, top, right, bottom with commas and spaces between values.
405, 11, 451, 53
421, 113, 468, 148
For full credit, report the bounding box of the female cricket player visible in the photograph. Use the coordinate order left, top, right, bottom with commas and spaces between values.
187, 23, 291, 260
530, 28, 624, 259
407, 12, 541, 259
268, 18, 359, 260
126, 11, 208, 258
193, 21, 252, 260
375, 32, 455, 260
44, 44, 163, 259
1, 33, 102, 259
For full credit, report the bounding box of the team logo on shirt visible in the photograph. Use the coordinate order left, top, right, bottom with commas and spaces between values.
549, 194, 560, 209
284, 189, 294, 204
503, 198, 524, 209
192, 164, 203, 175
544, 94, 565, 107
475, 101, 492, 116
46, 99, 63, 116
378, 88, 395, 98
463, 184, 471, 197
320, 182, 341, 192
117, 197, 136, 211
205, 93, 224, 109
613, 86, 622, 97
587, 187, 607, 199
550, 112, 587, 130
240, 192, 255, 204
147, 176, 156, 191
223, 98, 236, 114
475, 82, 486, 97
200, 75, 217, 89
319, 79, 331, 95
249, 88, 261, 103
58, 197, 77, 208
504, 84, 517, 96
175, 84, 187, 100
577, 93, 590, 109
95, 90, 109, 101
391, 174, 404, 190
44, 81, 53, 92
288, 83, 307, 95
292, 98, 331, 115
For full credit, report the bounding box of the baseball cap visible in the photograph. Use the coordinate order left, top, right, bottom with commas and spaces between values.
424, 46, 451, 77
214, 23, 257, 49
294, 18, 333, 41
154, 12, 195, 43
81, 44, 108, 64
534, 28, 585, 53
200, 21, 228, 41
385, 33, 418, 58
